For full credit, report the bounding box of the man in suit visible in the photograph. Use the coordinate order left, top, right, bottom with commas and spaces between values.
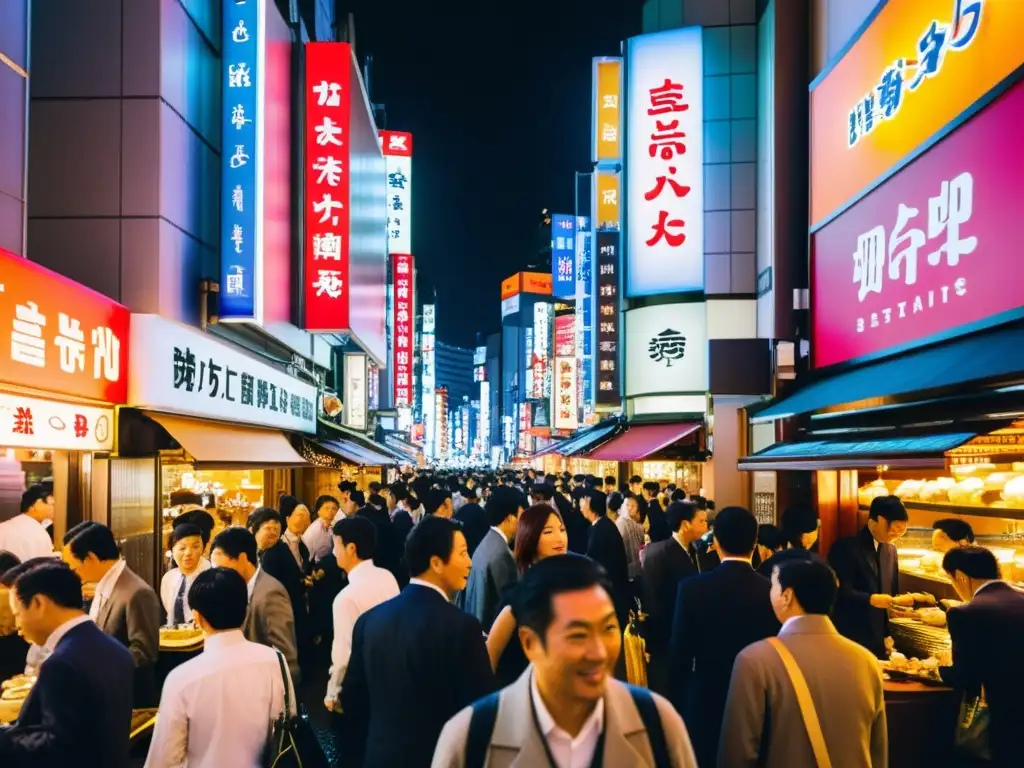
641, 501, 707, 695
63, 523, 161, 707
432, 555, 698, 768
668, 506, 780, 767
357, 494, 401, 579
581, 488, 630, 629
0, 560, 134, 768
828, 495, 910, 658
211, 527, 301, 683
720, 556, 887, 767
462, 486, 523, 628
940, 546, 1024, 767
342, 516, 493, 768
641, 482, 670, 542
453, 486, 489, 556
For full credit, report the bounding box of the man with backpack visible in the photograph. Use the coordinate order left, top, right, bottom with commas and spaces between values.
432, 554, 697, 768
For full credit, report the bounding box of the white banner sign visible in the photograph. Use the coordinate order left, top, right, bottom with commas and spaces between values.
343, 353, 368, 431
625, 302, 708, 398
0, 393, 114, 451
626, 27, 704, 297
553, 357, 578, 431
501, 294, 520, 318
128, 314, 318, 433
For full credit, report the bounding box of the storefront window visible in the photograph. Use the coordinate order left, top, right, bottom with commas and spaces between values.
0, 447, 57, 522
161, 464, 264, 557
629, 460, 703, 497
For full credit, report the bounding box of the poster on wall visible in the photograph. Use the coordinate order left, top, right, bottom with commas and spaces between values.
625, 302, 708, 397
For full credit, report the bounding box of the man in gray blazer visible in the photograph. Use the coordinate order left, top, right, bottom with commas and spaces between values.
719, 556, 888, 768
461, 487, 524, 629
64, 524, 162, 707
211, 527, 301, 683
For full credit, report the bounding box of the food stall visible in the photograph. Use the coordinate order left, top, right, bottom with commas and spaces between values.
585, 421, 708, 496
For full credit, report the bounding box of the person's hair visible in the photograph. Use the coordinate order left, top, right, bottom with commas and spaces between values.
337, 480, 357, 494
774, 556, 838, 615
62, 520, 99, 545
666, 501, 699, 532
933, 518, 975, 544
513, 504, 563, 573
405, 515, 462, 577
607, 491, 624, 514
314, 495, 340, 515
780, 505, 819, 548
757, 524, 787, 552
211, 527, 258, 565
642, 481, 659, 495
388, 483, 409, 503
367, 493, 386, 508
68, 523, 120, 562
332, 516, 377, 560
174, 509, 215, 547
868, 495, 909, 523
368, 481, 383, 494
169, 524, 204, 550
350, 489, 366, 507
424, 488, 453, 516
461, 485, 478, 500
0, 551, 21, 579
628, 475, 642, 485
13, 562, 83, 611
446, 477, 462, 493
0, 557, 54, 588
512, 554, 612, 644
278, 495, 302, 520
604, 475, 616, 487
20, 484, 51, 514
942, 545, 1000, 580
584, 488, 607, 517
691, 495, 708, 510
169, 489, 204, 507
486, 486, 525, 527
573, 474, 586, 484
670, 488, 687, 503
530, 484, 555, 501
246, 507, 282, 534
188, 567, 248, 630
712, 506, 758, 557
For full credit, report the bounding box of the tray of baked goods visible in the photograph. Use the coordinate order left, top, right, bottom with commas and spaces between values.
879, 652, 947, 686
0, 674, 37, 723
160, 624, 204, 651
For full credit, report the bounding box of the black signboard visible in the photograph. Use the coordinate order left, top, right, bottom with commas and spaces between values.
595, 231, 621, 406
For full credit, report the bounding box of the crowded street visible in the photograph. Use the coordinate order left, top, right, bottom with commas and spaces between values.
2, 0, 1023, 766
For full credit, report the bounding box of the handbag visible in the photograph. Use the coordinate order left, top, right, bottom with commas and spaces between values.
263, 651, 329, 768
954, 689, 991, 762
768, 637, 832, 768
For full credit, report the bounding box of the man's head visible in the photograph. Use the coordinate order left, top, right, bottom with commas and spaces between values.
280, 496, 312, 535
174, 509, 215, 552
711, 506, 758, 558
530, 483, 555, 506
942, 545, 1000, 602
210, 527, 259, 582
867, 496, 908, 544
514, 554, 619, 707
20, 484, 54, 523
404, 516, 471, 595
770, 556, 838, 624
336, 480, 355, 505
931, 518, 975, 554
246, 507, 282, 551
641, 481, 659, 500
64, 524, 120, 583
604, 475, 617, 493
8, 562, 84, 646
486, 486, 526, 539
385, 483, 408, 512
188, 567, 249, 635
579, 488, 606, 522
667, 501, 708, 543
169, 524, 205, 575
628, 475, 643, 494
425, 488, 454, 519
780, 505, 819, 550
332, 516, 377, 574
316, 494, 343, 523
624, 495, 643, 524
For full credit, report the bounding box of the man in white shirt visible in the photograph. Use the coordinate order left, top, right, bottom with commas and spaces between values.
145, 567, 295, 768
0, 485, 55, 562
160, 523, 212, 626
324, 516, 399, 711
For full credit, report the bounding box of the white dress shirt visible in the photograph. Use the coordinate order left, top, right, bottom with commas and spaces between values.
89, 559, 127, 621
326, 560, 400, 702
530, 671, 604, 768
159, 559, 213, 626
0, 513, 54, 562
43, 614, 93, 655
144, 629, 295, 768
302, 518, 333, 562
282, 530, 305, 569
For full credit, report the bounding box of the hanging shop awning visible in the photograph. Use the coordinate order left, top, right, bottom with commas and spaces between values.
321, 439, 397, 467
588, 422, 702, 462
738, 432, 976, 472
532, 422, 622, 459
145, 412, 307, 469
753, 324, 1024, 423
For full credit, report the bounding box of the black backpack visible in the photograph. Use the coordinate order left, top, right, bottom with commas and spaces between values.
464, 684, 671, 768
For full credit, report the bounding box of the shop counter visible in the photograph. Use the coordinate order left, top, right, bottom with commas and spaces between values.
884, 678, 960, 766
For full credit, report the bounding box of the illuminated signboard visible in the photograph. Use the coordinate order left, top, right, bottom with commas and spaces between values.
592, 57, 622, 163
551, 214, 576, 299
380, 130, 413, 255
595, 231, 620, 407
391, 254, 414, 407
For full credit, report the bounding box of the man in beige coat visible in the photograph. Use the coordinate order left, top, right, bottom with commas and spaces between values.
719, 556, 888, 768
432, 554, 697, 768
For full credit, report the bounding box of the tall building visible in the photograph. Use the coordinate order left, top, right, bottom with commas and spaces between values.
435, 341, 475, 409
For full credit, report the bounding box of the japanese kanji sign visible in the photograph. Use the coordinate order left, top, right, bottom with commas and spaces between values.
592, 57, 622, 164
220, 0, 266, 322
594, 171, 620, 232
0, 247, 129, 404
391, 254, 415, 408
128, 313, 318, 433
594, 231, 621, 407
625, 27, 704, 297
810, 0, 1023, 228
304, 43, 353, 332
625, 302, 707, 398
551, 214, 576, 299
812, 80, 1024, 369
380, 131, 413, 256
0, 393, 114, 452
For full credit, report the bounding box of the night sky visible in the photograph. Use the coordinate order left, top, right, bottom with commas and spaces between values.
357, 1, 642, 348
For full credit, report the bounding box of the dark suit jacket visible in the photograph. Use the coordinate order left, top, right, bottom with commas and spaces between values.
95, 563, 162, 708
557, 497, 590, 555
642, 497, 671, 543
243, 569, 301, 682
357, 505, 401, 579
0, 620, 134, 768
587, 516, 632, 626
940, 581, 1024, 767
828, 526, 898, 658
641, 537, 697, 653
667, 560, 780, 767
453, 503, 488, 556
390, 509, 415, 587
756, 545, 814, 578
462, 529, 517, 629
341, 584, 494, 768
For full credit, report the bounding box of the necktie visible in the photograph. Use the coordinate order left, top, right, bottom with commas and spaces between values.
173, 574, 187, 626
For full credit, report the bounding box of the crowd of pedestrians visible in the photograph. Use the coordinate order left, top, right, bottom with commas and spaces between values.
0, 472, 1022, 766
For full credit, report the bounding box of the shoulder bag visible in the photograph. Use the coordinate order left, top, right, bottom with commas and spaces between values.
768, 637, 832, 768
263, 651, 329, 768
954, 688, 991, 761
